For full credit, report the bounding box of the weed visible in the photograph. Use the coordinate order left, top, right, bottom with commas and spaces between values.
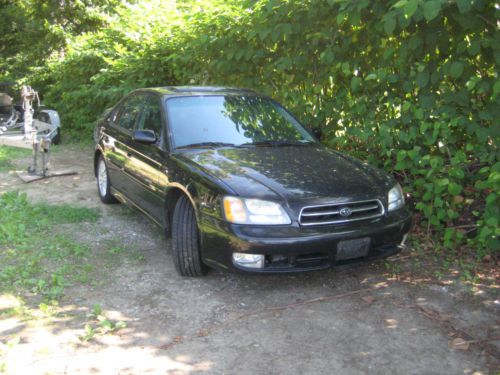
87, 303, 103, 319
104, 240, 147, 265
108, 246, 125, 255
80, 323, 97, 342
38, 301, 59, 318
384, 261, 401, 278
74, 264, 93, 283
134, 253, 146, 262
79, 304, 127, 342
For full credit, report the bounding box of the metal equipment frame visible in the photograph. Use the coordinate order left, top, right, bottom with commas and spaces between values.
0, 85, 76, 182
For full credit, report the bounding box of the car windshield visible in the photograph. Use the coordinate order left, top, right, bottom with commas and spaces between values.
165, 95, 315, 149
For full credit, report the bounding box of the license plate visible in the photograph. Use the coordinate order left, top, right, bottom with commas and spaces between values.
336, 238, 371, 260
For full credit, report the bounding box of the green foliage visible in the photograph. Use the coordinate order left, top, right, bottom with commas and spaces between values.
0, 191, 99, 299
5, 0, 499, 253
0, 0, 122, 79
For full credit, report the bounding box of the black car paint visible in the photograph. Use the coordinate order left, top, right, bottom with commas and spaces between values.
174, 145, 394, 202
94, 87, 412, 273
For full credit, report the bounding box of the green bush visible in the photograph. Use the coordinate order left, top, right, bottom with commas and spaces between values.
26, 0, 500, 253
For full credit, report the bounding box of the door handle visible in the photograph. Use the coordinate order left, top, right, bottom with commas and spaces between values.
127, 152, 132, 158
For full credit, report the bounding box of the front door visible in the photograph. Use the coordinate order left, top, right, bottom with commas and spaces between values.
125, 94, 166, 223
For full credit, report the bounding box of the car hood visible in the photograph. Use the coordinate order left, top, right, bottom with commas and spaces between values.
176, 145, 393, 203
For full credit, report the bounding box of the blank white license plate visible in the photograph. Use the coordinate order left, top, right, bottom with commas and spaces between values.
336, 238, 371, 260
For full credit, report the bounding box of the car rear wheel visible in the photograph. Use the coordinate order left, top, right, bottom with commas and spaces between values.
171, 195, 208, 277
96, 155, 117, 204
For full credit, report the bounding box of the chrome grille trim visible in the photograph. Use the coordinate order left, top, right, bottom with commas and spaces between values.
299, 199, 385, 226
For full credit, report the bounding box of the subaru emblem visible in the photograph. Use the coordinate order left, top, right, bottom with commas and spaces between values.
339, 207, 352, 217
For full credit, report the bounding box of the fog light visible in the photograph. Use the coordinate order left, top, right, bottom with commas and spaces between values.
232, 253, 265, 269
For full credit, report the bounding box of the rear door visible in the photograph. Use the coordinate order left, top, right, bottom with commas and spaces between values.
104, 94, 142, 196
125, 94, 166, 223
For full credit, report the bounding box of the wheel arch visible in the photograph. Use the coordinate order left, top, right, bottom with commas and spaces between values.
163, 184, 199, 238
39, 109, 61, 127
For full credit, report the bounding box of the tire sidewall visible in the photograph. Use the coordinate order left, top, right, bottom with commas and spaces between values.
97, 156, 115, 203
171, 195, 207, 276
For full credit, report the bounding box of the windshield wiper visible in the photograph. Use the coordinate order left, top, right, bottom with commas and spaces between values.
176, 142, 239, 149
240, 140, 314, 147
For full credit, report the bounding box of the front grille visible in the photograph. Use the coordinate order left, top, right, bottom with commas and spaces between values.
299, 199, 384, 226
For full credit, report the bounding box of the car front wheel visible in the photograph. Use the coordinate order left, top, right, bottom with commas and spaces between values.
171, 195, 208, 277
96, 155, 117, 204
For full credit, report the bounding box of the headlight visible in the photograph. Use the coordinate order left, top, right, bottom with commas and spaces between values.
388, 184, 405, 212
223, 196, 291, 225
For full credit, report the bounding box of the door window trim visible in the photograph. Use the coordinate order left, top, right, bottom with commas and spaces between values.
111, 93, 143, 135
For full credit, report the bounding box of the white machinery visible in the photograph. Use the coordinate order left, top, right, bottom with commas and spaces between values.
0, 83, 75, 182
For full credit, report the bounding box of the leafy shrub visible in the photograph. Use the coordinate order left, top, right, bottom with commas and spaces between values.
24, 0, 499, 253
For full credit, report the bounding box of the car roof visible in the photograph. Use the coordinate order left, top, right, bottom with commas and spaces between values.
136, 86, 259, 97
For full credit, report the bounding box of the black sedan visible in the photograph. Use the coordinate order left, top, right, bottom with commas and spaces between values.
94, 86, 411, 276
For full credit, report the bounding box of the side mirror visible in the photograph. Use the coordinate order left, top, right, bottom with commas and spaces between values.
133, 129, 157, 144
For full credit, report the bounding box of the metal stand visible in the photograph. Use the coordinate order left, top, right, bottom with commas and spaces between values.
17, 136, 77, 183
0, 85, 77, 183
17, 170, 78, 183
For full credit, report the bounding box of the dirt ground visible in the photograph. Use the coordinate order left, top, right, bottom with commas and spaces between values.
0, 145, 499, 374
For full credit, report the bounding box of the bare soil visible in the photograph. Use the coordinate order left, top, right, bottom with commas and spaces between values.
0, 145, 498, 374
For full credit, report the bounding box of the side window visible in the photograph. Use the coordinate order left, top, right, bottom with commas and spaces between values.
136, 95, 162, 137
116, 95, 143, 131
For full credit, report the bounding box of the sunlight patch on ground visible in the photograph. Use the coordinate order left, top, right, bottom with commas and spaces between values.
6, 343, 215, 374
1, 299, 215, 374
0, 294, 21, 311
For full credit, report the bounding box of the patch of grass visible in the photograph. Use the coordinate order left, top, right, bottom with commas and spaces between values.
134, 253, 146, 262
34, 203, 100, 224
0, 191, 99, 301
0, 146, 31, 172
108, 246, 125, 255
400, 232, 498, 293
103, 239, 147, 265
0, 305, 32, 320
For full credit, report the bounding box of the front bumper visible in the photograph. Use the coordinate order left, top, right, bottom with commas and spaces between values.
200, 208, 412, 273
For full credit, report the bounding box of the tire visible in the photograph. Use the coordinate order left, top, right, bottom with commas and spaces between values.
52, 127, 61, 145
96, 155, 118, 204
171, 195, 208, 277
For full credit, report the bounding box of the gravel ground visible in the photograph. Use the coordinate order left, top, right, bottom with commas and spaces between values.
0, 144, 498, 374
